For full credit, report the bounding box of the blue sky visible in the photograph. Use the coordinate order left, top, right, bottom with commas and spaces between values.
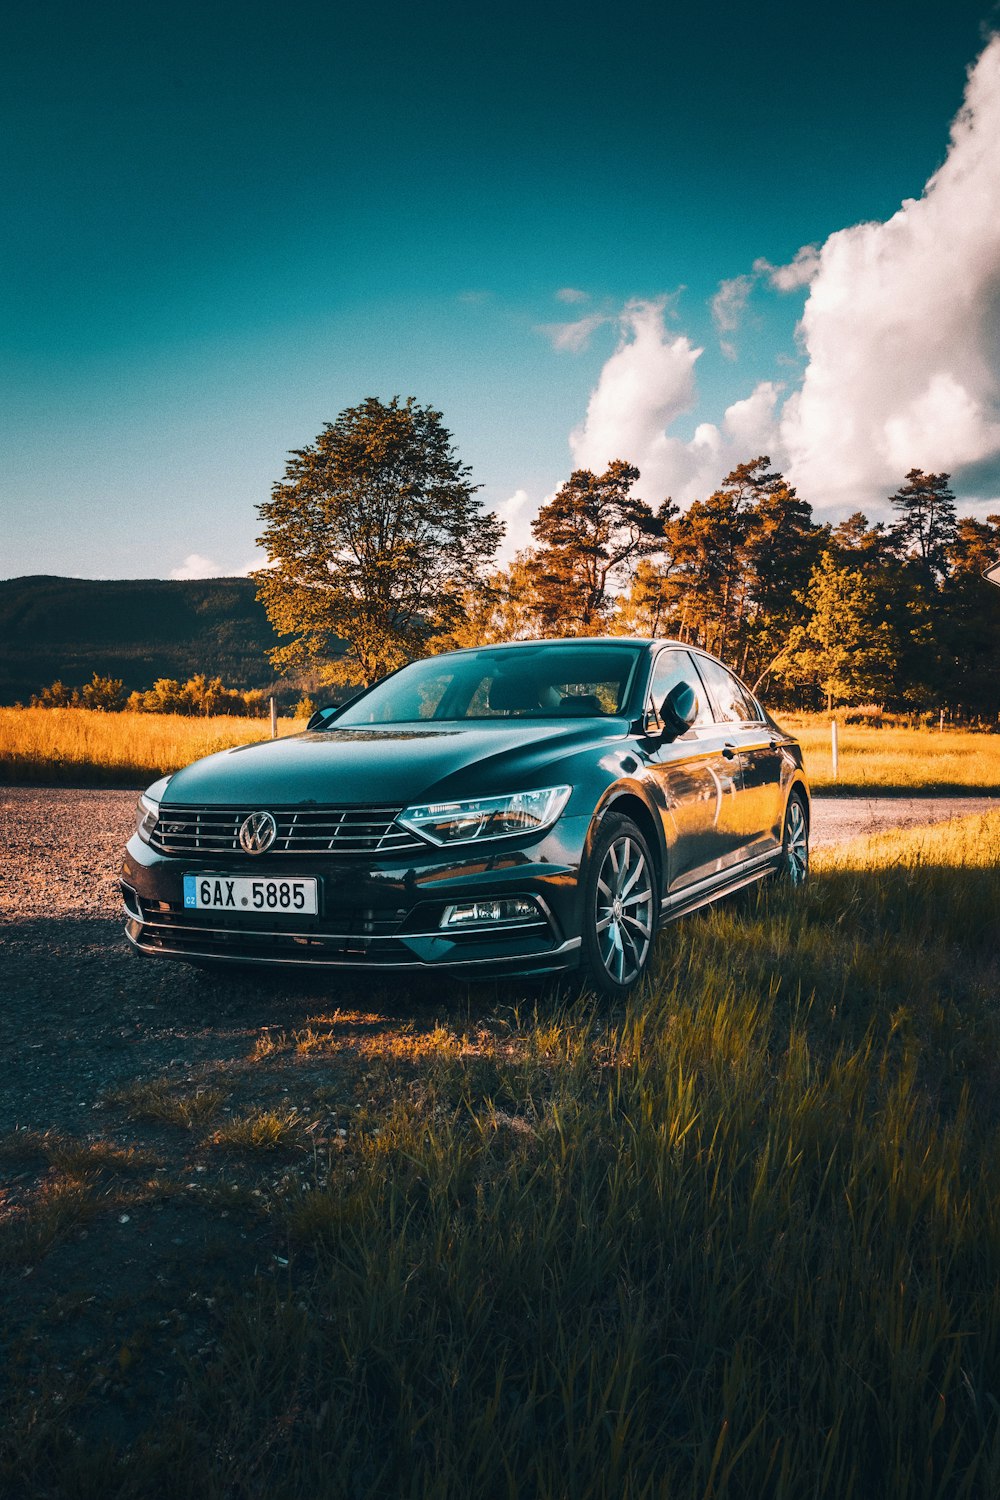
2, 0, 998, 579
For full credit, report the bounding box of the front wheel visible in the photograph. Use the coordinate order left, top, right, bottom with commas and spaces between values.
580, 814, 659, 998
778, 791, 809, 886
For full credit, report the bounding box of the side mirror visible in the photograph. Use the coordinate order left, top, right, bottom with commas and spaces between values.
306, 704, 340, 732
660, 681, 699, 741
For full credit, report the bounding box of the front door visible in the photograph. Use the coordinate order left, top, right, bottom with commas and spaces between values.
641, 648, 744, 894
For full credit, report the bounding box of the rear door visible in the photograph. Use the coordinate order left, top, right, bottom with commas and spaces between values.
642, 648, 744, 893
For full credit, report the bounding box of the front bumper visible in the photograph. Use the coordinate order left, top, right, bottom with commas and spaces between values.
120, 815, 590, 976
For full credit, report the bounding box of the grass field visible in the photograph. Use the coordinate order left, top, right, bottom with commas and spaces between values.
782, 716, 1000, 794
3, 811, 1000, 1497
2, 705, 999, 793
0, 707, 297, 785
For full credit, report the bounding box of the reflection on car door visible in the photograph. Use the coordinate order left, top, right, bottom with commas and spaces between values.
691, 654, 784, 857
641, 648, 744, 894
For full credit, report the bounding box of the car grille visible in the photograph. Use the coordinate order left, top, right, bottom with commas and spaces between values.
147, 805, 423, 857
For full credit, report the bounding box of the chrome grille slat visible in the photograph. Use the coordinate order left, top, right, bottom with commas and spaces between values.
149, 805, 422, 857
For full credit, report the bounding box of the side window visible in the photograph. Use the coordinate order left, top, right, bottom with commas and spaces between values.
648, 649, 713, 728
736, 682, 764, 722
693, 656, 759, 724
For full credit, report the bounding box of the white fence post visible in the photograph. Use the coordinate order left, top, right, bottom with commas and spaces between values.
831, 719, 839, 781
270, 696, 277, 739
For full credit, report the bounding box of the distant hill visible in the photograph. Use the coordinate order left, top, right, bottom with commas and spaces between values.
0, 575, 294, 705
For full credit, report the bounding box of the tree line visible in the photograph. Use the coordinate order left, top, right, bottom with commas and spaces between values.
31, 674, 272, 716
254, 397, 1000, 718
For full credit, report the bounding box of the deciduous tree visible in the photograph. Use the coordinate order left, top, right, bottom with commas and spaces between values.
773, 552, 899, 708
255, 397, 502, 686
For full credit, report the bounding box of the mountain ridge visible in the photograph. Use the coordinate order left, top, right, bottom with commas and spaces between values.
0, 574, 293, 705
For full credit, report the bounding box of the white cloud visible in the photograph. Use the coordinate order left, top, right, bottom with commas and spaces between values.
781, 34, 1000, 512
495, 488, 537, 563
555, 287, 589, 303
169, 553, 261, 580
170, 553, 225, 580
711, 273, 755, 335
710, 247, 821, 356
536, 312, 609, 353
572, 37, 1000, 518
569, 300, 779, 503
754, 244, 822, 292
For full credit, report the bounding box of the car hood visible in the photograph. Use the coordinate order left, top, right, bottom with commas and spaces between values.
161, 720, 628, 808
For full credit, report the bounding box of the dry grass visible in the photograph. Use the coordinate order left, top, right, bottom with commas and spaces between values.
2, 705, 998, 794
779, 715, 1000, 792
104, 1079, 227, 1128
209, 1108, 309, 1152
0, 706, 297, 785
2, 705, 998, 793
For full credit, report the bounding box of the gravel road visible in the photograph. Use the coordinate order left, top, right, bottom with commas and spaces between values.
1, 784, 995, 1136
809, 791, 997, 848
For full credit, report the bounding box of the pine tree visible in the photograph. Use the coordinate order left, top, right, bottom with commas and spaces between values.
888, 469, 958, 580
529, 462, 670, 631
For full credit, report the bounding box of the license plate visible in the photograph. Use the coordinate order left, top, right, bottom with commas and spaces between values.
183, 874, 318, 915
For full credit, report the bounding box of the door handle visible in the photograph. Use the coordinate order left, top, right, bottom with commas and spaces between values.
722, 743, 737, 760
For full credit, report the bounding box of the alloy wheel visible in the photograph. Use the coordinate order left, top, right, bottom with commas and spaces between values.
594, 835, 655, 986
784, 797, 809, 885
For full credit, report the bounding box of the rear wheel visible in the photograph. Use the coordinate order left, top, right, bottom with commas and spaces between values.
580, 815, 658, 997
778, 792, 809, 886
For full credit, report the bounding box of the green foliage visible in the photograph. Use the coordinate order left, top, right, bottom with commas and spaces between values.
80, 673, 127, 711
255, 396, 503, 685
30, 678, 74, 707
774, 552, 900, 708
612, 458, 824, 690
30, 673, 266, 715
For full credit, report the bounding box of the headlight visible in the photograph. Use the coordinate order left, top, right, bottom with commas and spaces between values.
397, 786, 571, 846
136, 792, 160, 844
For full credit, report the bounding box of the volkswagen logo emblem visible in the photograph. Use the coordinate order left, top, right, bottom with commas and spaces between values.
239, 810, 277, 854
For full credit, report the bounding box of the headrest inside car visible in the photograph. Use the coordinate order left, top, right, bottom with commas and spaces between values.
558, 693, 604, 715
488, 675, 546, 712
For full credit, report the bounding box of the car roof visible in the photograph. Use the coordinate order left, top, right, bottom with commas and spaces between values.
440, 636, 675, 656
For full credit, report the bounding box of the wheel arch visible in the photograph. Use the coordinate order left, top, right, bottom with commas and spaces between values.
785, 774, 810, 829
590, 786, 666, 901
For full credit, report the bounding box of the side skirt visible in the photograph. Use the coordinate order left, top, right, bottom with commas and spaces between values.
661, 852, 781, 924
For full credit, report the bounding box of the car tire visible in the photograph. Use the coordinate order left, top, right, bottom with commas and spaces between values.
777, 791, 809, 886
580, 813, 659, 998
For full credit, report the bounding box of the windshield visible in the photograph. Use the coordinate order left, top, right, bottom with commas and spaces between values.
334, 644, 645, 726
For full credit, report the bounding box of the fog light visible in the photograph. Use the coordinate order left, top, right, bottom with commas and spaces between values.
440, 897, 540, 929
